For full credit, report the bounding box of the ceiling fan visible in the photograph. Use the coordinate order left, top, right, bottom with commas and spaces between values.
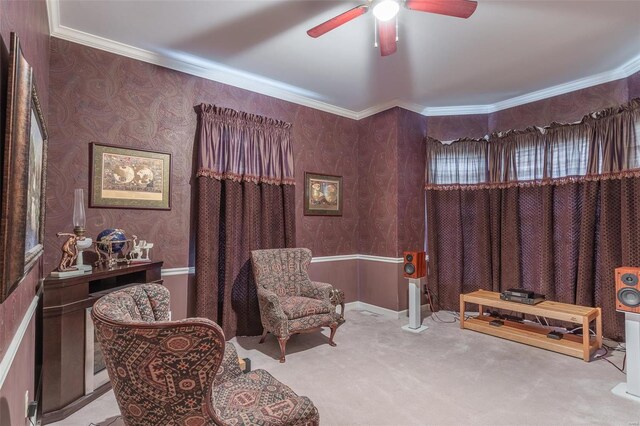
307, 0, 478, 56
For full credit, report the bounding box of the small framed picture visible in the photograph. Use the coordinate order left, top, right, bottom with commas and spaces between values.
304, 172, 343, 216
90, 143, 171, 210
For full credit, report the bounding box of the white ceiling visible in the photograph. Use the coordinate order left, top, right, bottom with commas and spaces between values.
50, 0, 640, 118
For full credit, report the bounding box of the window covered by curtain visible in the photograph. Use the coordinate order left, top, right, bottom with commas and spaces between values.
195, 105, 296, 338
425, 99, 640, 340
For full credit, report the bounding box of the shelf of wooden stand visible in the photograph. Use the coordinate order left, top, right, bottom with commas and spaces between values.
460, 290, 602, 362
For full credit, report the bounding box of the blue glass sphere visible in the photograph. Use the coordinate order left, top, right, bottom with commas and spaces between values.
97, 228, 127, 253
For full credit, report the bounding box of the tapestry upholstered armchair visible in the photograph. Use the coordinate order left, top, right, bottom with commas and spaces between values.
250, 248, 340, 363
92, 284, 319, 426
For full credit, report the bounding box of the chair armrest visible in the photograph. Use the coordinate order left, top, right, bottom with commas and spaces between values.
257, 288, 289, 337
301, 281, 333, 301
214, 342, 243, 386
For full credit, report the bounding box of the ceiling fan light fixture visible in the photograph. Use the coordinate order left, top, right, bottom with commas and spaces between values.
373, 0, 400, 22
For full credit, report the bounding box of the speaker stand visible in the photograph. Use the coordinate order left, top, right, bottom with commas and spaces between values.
612, 312, 640, 403
402, 278, 428, 333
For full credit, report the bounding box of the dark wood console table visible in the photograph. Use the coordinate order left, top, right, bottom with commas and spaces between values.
42, 261, 163, 424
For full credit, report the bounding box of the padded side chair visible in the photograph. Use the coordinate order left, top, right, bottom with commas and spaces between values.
92, 283, 319, 426
251, 248, 340, 363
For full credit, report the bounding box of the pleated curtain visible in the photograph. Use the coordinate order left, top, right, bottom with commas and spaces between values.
195, 105, 296, 338
425, 99, 640, 340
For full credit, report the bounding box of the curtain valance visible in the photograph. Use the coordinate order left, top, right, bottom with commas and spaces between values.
196, 104, 295, 185
425, 98, 640, 190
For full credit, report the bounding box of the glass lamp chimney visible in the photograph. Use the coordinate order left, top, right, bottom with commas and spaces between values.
73, 188, 86, 237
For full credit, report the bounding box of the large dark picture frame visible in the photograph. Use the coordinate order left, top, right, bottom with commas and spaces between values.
303, 172, 343, 216
0, 33, 48, 301
90, 143, 171, 210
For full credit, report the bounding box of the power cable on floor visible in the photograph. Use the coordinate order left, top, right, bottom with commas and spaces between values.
595, 346, 626, 374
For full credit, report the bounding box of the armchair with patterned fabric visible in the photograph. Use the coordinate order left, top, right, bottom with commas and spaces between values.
92, 284, 319, 426
250, 248, 340, 363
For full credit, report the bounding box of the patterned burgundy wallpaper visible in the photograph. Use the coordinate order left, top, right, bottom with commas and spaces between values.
0, 0, 49, 419
489, 78, 629, 131
0, 0, 49, 114
427, 77, 635, 143
629, 70, 640, 100
357, 108, 399, 257
0, 0, 49, 353
397, 108, 427, 255
427, 114, 488, 141
46, 38, 361, 272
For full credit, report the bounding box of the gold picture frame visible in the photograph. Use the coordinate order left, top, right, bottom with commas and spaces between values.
0, 33, 48, 301
90, 143, 171, 210
25, 83, 48, 272
304, 172, 343, 216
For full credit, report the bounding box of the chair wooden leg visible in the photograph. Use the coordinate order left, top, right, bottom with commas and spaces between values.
277, 336, 289, 363
328, 324, 337, 347
259, 329, 268, 344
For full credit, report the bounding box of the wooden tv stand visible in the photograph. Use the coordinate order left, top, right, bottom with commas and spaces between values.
460, 290, 602, 362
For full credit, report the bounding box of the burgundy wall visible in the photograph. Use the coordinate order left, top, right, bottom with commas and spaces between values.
357, 108, 399, 257
628, 70, 640, 101
46, 38, 360, 274
489, 79, 629, 131
309, 260, 358, 303
397, 108, 426, 255
42, 35, 640, 319
427, 76, 636, 143
0, 0, 49, 424
426, 113, 488, 141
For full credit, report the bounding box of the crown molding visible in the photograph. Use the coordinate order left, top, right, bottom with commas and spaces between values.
47, 0, 640, 119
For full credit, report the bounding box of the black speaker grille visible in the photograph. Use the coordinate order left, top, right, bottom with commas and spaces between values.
404, 263, 415, 275
618, 287, 640, 308
621, 273, 639, 286
405, 254, 414, 262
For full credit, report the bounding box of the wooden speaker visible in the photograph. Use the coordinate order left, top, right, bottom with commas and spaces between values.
615, 267, 640, 313
403, 251, 426, 279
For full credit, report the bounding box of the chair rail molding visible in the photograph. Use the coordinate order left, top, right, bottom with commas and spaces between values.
0, 295, 40, 389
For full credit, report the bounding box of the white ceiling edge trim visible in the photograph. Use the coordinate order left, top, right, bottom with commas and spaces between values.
50, 25, 362, 120
422, 53, 640, 116
46, 0, 640, 119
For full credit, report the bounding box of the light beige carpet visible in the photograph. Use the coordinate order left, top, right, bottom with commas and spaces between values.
52, 310, 637, 426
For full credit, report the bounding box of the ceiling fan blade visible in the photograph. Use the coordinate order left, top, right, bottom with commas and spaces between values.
307, 4, 370, 38
378, 20, 397, 57
404, 0, 477, 18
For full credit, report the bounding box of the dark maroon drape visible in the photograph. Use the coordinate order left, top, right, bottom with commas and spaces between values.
426, 99, 640, 340
195, 105, 295, 337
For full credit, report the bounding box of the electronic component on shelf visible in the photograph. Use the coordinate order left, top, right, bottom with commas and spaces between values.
500, 289, 546, 305
547, 331, 564, 340
489, 319, 504, 327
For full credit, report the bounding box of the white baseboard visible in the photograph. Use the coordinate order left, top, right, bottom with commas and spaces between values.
345, 301, 430, 319
0, 295, 40, 389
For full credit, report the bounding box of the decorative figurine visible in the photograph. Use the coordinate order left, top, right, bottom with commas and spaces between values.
51, 188, 94, 278
56, 232, 79, 271
128, 235, 154, 262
